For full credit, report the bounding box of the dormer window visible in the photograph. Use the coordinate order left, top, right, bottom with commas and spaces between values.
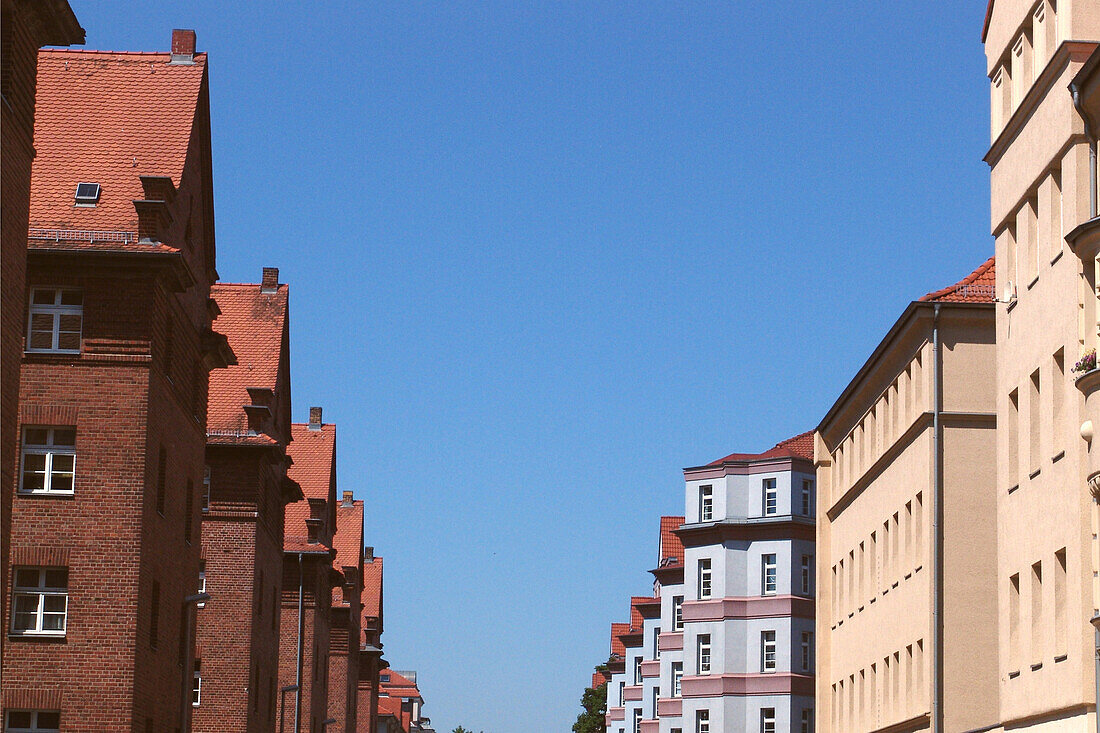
74, 183, 100, 207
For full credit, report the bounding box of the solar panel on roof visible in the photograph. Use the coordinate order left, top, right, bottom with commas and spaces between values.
74, 182, 100, 206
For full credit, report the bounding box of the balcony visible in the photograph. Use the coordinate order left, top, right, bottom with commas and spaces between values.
622, 685, 643, 702
640, 659, 661, 678
657, 697, 683, 717
640, 720, 659, 733
658, 632, 683, 651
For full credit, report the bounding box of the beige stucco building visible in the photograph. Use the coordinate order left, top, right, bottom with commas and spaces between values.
814, 261, 999, 733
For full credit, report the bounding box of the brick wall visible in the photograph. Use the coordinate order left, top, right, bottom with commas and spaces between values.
278, 555, 332, 733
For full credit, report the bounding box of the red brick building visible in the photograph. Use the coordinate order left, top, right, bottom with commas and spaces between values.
3, 30, 230, 730
280, 412, 338, 733
357, 553, 385, 733
327, 493, 364, 733
194, 269, 298, 732
0, 0, 82, 694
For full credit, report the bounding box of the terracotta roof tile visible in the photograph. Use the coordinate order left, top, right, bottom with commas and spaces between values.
610, 622, 629, 657
284, 423, 336, 551
706, 430, 815, 466
206, 283, 289, 439
658, 516, 685, 567
919, 257, 995, 303
30, 50, 206, 240
362, 557, 383, 619
332, 499, 364, 607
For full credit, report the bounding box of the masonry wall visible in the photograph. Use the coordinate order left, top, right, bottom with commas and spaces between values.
279, 556, 331, 733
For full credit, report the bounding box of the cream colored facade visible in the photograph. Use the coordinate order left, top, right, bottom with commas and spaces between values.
814, 289, 998, 733
986, 0, 1100, 731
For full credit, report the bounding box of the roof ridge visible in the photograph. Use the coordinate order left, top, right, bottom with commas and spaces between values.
919, 256, 995, 303
40, 49, 207, 57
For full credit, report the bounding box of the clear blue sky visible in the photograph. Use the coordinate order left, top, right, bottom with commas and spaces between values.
72, 3, 991, 731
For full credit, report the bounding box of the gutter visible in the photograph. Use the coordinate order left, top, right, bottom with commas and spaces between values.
931, 303, 944, 733
1070, 80, 1098, 218
295, 552, 304, 733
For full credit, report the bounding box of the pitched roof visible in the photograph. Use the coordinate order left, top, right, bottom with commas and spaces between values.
30, 49, 206, 241
380, 669, 421, 700
206, 282, 289, 441
629, 597, 651, 630
919, 257, 995, 303
610, 622, 629, 657
363, 556, 383, 619
658, 516, 685, 567
332, 498, 364, 607
706, 430, 815, 466
982, 0, 995, 42
284, 422, 336, 551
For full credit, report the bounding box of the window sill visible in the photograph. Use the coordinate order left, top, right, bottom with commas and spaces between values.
1007, 297, 1018, 313
1054, 653, 1068, 663
16, 491, 74, 499
8, 632, 66, 641
24, 349, 81, 356
1051, 248, 1064, 266
1052, 450, 1065, 463
1008, 483, 1020, 495
1029, 467, 1041, 480
1008, 669, 1020, 679
1030, 661, 1043, 671
1027, 274, 1039, 291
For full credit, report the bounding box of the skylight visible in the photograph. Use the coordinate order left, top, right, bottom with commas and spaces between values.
74, 183, 100, 207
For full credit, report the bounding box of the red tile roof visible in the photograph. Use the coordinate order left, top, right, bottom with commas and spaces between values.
610, 622, 629, 657
284, 422, 336, 551
658, 516, 685, 566
30, 49, 207, 241
707, 430, 815, 465
379, 669, 421, 701
363, 557, 383, 619
919, 257, 995, 303
629, 596, 653, 630
206, 283, 289, 440
332, 499, 364, 607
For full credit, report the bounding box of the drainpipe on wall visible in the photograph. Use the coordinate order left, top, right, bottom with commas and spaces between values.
1070, 81, 1098, 219
180, 592, 210, 733
295, 553, 304, 733
931, 303, 944, 733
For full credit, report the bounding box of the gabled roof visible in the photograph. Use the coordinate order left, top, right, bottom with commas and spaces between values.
610, 622, 629, 658
379, 669, 421, 700
30, 49, 207, 240
629, 597, 651, 629
658, 516, 685, 567
706, 430, 815, 466
207, 282, 289, 441
332, 498, 364, 608
919, 257, 995, 303
284, 422, 336, 551
363, 556, 384, 619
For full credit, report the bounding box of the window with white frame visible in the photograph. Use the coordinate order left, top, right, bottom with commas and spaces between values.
192, 659, 202, 706
11, 568, 67, 635
800, 708, 813, 733
634, 656, 642, 684
19, 427, 75, 494
801, 479, 813, 516
673, 595, 684, 631
672, 661, 683, 697
801, 631, 813, 672
695, 709, 710, 733
698, 559, 712, 599
652, 627, 659, 657
651, 688, 659, 719
697, 634, 711, 674
763, 478, 778, 516
760, 707, 776, 733
4, 711, 60, 733
801, 555, 812, 595
762, 553, 777, 596
197, 561, 206, 609
761, 630, 777, 672
633, 708, 641, 733
26, 288, 82, 353
699, 485, 713, 522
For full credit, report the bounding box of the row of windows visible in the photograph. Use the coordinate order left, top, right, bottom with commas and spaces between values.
999, 170, 1064, 301
832, 350, 927, 492
1005, 347, 1067, 490
989, 0, 1058, 138
1007, 548, 1069, 672
697, 479, 814, 522
691, 630, 813, 675
831, 639, 924, 732
695, 552, 812, 601
4, 711, 59, 733
831, 492, 924, 625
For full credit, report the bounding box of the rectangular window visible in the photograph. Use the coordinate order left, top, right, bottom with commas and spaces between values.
156, 447, 167, 516
761, 630, 776, 672
763, 478, 778, 516
801, 554, 812, 595
698, 559, 712, 599
19, 427, 75, 494
801, 709, 813, 733
1031, 561, 1043, 659
11, 568, 67, 635
1030, 369, 1041, 473
652, 627, 659, 657
1009, 389, 1019, 486
4, 711, 61, 732
1053, 348, 1065, 447
673, 595, 684, 631
699, 485, 713, 522
672, 662, 683, 697
697, 634, 711, 674
192, 659, 202, 706
1055, 548, 1067, 654
760, 708, 776, 733
801, 479, 813, 516
695, 710, 710, 733
150, 580, 161, 649
197, 562, 206, 609
26, 288, 82, 353
634, 656, 642, 685
762, 553, 777, 596
201, 465, 211, 512
1009, 573, 1021, 666
801, 631, 813, 672
633, 709, 641, 733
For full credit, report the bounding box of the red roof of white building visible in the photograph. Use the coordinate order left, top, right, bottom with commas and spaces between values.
706, 430, 814, 465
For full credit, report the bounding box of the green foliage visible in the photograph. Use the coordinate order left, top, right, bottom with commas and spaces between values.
452, 727, 483, 733
572, 681, 607, 733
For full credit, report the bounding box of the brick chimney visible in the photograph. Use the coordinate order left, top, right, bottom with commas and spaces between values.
341, 490, 354, 507
170, 29, 196, 65
308, 406, 322, 431
261, 267, 279, 293
364, 546, 374, 562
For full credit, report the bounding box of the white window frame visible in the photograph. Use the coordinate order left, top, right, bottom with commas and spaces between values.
633, 708, 641, 733
26, 288, 82, 354
801, 479, 813, 516
699, 485, 713, 522
10, 567, 67, 636
634, 656, 642, 685
698, 559, 712, 600
18, 427, 75, 495
672, 662, 683, 697
696, 709, 710, 733
697, 634, 711, 674
673, 595, 684, 631
4, 710, 61, 733
801, 631, 813, 672
801, 709, 813, 733
761, 707, 776, 733
761, 630, 777, 672
763, 478, 778, 516
192, 658, 202, 706
801, 555, 812, 595
762, 553, 777, 596
197, 562, 206, 609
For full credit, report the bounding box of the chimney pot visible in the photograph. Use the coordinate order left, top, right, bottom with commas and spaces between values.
170, 29, 196, 64
342, 490, 354, 506
365, 546, 374, 562
309, 406, 322, 430
261, 267, 279, 293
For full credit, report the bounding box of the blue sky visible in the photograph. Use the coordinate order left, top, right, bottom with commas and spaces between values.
73, 3, 991, 731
